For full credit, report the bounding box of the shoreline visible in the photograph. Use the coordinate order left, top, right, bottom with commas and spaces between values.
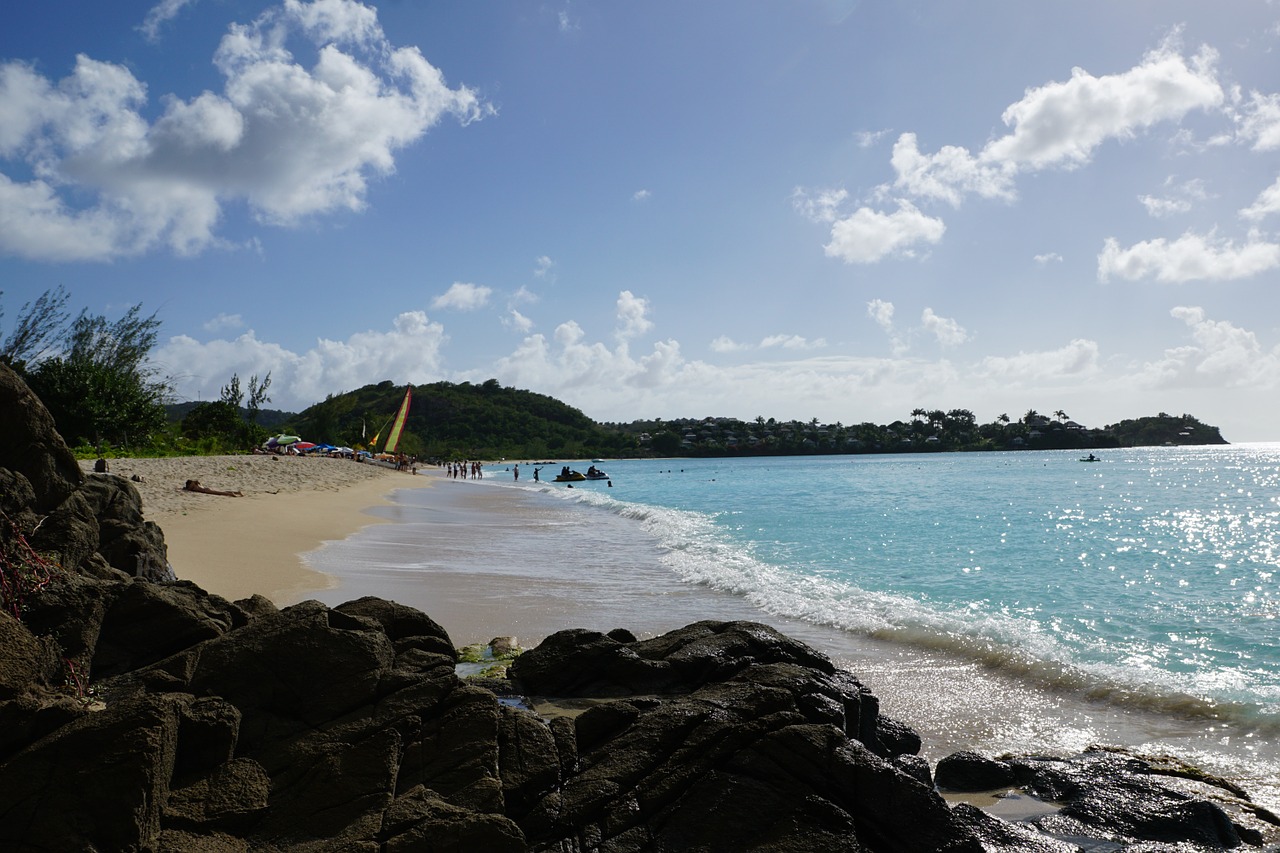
80, 455, 435, 603
82, 456, 1280, 816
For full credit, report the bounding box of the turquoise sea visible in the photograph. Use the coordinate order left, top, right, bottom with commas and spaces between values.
304, 445, 1280, 811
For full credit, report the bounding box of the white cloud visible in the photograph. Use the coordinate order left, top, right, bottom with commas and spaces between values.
615, 290, 653, 342
867, 298, 907, 356
1034, 252, 1063, 265
975, 339, 1101, 385
791, 187, 849, 224
1140, 195, 1192, 217
887, 38, 1223, 210
139, 0, 200, 42
1098, 231, 1280, 282
203, 312, 244, 332
1235, 91, 1280, 151
855, 129, 891, 148
1136, 306, 1280, 389
710, 335, 748, 353
920, 308, 968, 347
891, 133, 1017, 205
432, 281, 492, 311
154, 309, 449, 408
985, 38, 1222, 171
503, 308, 534, 333
1240, 175, 1280, 221
760, 334, 826, 350
633, 189, 651, 201
533, 256, 555, 279
867, 299, 895, 331
0, 0, 490, 262
824, 199, 946, 263
1140, 177, 1209, 218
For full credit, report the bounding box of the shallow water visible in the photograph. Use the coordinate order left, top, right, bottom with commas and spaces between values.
305, 447, 1280, 812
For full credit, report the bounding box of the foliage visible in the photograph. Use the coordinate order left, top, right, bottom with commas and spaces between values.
285, 379, 633, 460
2, 290, 172, 450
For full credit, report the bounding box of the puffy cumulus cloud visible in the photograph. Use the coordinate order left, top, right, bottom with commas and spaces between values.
974, 339, 1101, 386
760, 334, 826, 350
1134, 307, 1280, 390
1098, 231, 1280, 282
885, 39, 1222, 210
984, 40, 1222, 171
432, 282, 492, 311
920, 308, 968, 347
1240, 176, 1280, 222
154, 309, 448, 409
867, 299, 895, 331
709, 335, 748, 353
614, 290, 654, 342
1236, 91, 1280, 151
503, 308, 534, 333
0, 0, 489, 262
203, 312, 244, 332
632, 189, 651, 201
824, 199, 945, 263
890, 134, 1016, 205
1140, 195, 1192, 217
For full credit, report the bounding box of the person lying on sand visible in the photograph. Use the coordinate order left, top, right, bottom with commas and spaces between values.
183, 479, 243, 497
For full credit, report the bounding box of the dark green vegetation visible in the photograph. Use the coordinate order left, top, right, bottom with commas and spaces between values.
617, 408, 1227, 458
1, 287, 171, 455
290, 379, 634, 460
2, 288, 1229, 460
288, 385, 1226, 460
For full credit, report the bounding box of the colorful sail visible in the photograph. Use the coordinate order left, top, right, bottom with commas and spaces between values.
383, 385, 412, 453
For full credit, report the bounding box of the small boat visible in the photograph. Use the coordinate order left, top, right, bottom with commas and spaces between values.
583, 465, 609, 480
553, 468, 586, 482
1079, 454, 1100, 462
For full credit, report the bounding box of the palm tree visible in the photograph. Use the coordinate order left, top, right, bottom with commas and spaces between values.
997, 413, 1010, 426
911, 408, 927, 423
1054, 409, 1068, 423
1023, 409, 1040, 425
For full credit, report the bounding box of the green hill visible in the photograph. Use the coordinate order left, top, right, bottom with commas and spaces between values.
286, 379, 631, 460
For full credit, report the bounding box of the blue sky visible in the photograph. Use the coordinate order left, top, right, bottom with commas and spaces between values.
3, 1, 1280, 441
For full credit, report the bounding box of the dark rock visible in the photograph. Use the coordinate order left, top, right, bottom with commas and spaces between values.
948, 802, 1078, 853
1, 366, 1274, 852
936, 750, 1016, 791
1010, 750, 1262, 850
0, 362, 82, 513
0, 692, 185, 851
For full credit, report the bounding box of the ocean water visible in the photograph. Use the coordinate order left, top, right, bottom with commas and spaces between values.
304, 445, 1280, 810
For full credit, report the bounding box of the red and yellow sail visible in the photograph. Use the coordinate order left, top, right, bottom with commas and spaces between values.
383, 385, 412, 453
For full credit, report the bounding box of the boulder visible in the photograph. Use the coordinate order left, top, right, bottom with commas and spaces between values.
935, 750, 1016, 791
0, 365, 1275, 852
0, 362, 82, 513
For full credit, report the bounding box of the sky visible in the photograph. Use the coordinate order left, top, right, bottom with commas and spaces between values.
2, 1, 1280, 442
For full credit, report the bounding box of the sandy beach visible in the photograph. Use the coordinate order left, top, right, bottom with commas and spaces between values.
81, 455, 434, 603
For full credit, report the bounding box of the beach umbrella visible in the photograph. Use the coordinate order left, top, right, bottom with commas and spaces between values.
294, 441, 318, 451
275, 435, 302, 445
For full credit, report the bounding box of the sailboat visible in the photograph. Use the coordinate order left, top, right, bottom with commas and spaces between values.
366, 385, 412, 460
383, 385, 412, 454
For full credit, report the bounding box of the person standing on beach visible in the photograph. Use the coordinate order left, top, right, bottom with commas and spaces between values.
513, 464, 519, 481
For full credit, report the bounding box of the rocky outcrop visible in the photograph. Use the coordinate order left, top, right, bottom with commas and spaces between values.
1, 363, 1277, 851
